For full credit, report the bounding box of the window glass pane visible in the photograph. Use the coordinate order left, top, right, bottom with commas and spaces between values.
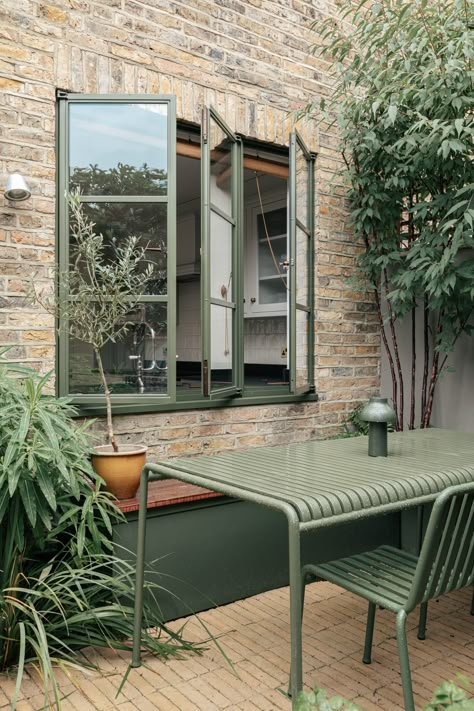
209, 121, 232, 216
69, 103, 168, 195
295, 308, 309, 391
296, 141, 309, 228
257, 205, 288, 304
69, 303, 168, 395
176, 150, 202, 396
73, 203, 167, 295
210, 303, 232, 390
295, 224, 309, 308
210, 210, 232, 301
244, 316, 289, 387
256, 207, 286, 238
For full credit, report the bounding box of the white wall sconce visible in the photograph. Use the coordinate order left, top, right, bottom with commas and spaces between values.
4, 173, 31, 202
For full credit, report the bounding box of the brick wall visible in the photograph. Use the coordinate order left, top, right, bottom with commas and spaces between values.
0, 0, 379, 452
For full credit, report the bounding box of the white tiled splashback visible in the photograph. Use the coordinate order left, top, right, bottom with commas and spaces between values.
176, 281, 287, 365
244, 315, 287, 365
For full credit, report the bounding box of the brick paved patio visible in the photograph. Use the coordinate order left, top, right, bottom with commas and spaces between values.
1, 583, 472, 711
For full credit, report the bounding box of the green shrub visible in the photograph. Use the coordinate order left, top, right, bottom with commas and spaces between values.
423, 676, 474, 710
295, 676, 474, 710
0, 361, 200, 709
295, 684, 361, 710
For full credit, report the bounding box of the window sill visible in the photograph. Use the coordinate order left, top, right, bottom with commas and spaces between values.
73, 390, 318, 417
116, 478, 223, 514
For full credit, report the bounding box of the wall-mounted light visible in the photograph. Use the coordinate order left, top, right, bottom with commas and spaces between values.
4, 173, 31, 202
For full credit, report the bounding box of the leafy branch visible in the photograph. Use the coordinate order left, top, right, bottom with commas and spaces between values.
34, 190, 156, 450
305, 0, 474, 429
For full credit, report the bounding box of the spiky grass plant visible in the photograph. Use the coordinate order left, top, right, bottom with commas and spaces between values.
0, 362, 200, 709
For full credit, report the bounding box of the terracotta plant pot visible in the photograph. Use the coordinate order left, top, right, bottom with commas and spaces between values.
91, 444, 148, 500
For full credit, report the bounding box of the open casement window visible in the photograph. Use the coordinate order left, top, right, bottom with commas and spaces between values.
289, 130, 315, 394
56, 93, 177, 406
201, 107, 243, 399
57, 93, 317, 413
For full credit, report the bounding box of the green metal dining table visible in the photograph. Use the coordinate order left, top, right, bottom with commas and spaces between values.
132, 428, 474, 707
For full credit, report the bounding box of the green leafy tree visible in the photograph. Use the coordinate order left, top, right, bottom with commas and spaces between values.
70, 161, 167, 196
306, 0, 474, 429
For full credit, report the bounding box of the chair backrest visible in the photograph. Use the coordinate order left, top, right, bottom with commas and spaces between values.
405, 481, 474, 613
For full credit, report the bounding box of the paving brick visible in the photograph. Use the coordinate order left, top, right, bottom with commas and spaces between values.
2, 584, 472, 711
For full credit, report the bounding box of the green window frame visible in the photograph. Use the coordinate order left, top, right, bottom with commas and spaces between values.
56, 94, 316, 414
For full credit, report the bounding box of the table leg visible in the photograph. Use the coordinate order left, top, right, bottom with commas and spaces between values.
132, 467, 149, 667
288, 518, 302, 707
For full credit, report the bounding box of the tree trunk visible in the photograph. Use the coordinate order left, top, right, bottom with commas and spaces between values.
384, 269, 403, 430
421, 298, 429, 427
422, 349, 439, 428
409, 304, 416, 430
95, 348, 118, 452
374, 287, 399, 428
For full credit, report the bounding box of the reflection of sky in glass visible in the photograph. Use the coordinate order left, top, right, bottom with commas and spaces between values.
69, 103, 167, 174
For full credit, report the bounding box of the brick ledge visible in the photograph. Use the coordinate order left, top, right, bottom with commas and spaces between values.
116, 478, 223, 514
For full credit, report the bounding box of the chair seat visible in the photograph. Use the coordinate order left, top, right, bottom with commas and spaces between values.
306, 545, 419, 612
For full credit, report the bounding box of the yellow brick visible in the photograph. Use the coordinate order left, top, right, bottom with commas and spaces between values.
39, 4, 67, 22
23, 330, 54, 343
0, 77, 23, 90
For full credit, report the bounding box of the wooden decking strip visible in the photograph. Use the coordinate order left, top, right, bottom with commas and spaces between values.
117, 478, 223, 514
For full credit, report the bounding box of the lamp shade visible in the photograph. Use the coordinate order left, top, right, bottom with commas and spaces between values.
4, 173, 31, 201
360, 397, 396, 424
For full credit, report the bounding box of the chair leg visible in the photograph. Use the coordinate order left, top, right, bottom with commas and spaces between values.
418, 601, 427, 640
363, 601, 376, 664
396, 610, 415, 711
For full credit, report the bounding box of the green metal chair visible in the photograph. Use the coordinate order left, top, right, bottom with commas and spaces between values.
302, 482, 474, 711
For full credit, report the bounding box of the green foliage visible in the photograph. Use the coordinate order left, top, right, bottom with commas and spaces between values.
0, 363, 200, 709
70, 162, 167, 197
306, 0, 474, 428
296, 677, 474, 710
345, 404, 369, 437
57, 191, 156, 354
423, 676, 474, 710
34, 190, 158, 447
295, 684, 361, 710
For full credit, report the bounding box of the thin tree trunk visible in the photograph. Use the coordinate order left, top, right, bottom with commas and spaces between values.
95, 348, 118, 451
421, 298, 429, 426
383, 268, 404, 430
373, 286, 399, 428
410, 303, 416, 430
422, 349, 439, 428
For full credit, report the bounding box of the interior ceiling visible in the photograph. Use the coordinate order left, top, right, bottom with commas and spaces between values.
177, 154, 287, 207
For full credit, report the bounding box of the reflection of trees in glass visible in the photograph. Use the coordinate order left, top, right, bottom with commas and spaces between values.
69, 162, 167, 195
68, 163, 168, 296
79, 203, 167, 295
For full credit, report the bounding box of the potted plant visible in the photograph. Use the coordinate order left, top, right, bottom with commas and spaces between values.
36, 190, 155, 498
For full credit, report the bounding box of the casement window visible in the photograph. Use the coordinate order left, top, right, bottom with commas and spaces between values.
57, 93, 315, 413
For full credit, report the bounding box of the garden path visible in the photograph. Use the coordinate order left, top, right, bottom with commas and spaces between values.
1, 583, 472, 710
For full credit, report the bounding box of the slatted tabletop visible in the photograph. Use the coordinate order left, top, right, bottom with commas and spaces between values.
147, 429, 474, 524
